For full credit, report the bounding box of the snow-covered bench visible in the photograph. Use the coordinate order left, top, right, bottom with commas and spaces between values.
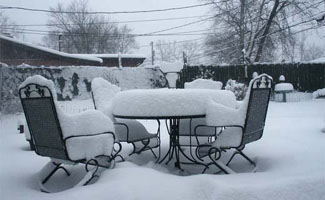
19, 75, 117, 192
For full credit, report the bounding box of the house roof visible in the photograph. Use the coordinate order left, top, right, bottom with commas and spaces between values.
308, 57, 325, 63
73, 53, 147, 59
0, 35, 103, 63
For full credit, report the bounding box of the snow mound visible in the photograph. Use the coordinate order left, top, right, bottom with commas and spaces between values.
185, 79, 222, 90
312, 88, 325, 99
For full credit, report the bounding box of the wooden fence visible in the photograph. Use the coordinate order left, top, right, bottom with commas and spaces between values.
178, 63, 325, 92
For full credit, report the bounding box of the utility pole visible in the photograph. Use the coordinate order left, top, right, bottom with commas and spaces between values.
58, 34, 63, 52
183, 51, 188, 66
150, 41, 155, 65
118, 52, 122, 69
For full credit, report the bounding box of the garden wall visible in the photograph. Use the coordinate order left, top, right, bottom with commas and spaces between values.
179, 63, 325, 92
0, 64, 167, 114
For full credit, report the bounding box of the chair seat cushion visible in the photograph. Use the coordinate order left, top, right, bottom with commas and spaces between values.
213, 127, 242, 148
114, 119, 157, 143
65, 134, 114, 161
197, 127, 242, 157
58, 109, 115, 160
179, 118, 216, 136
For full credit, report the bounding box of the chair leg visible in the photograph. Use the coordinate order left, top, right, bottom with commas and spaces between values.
76, 159, 99, 187
205, 147, 235, 174
149, 147, 157, 158
113, 142, 124, 162
226, 148, 256, 168
129, 138, 158, 159
226, 150, 241, 166
238, 150, 256, 167
116, 155, 125, 162
38, 161, 70, 193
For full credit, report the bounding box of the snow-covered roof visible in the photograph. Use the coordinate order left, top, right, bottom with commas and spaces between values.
0, 35, 103, 63
308, 57, 325, 63
73, 53, 146, 59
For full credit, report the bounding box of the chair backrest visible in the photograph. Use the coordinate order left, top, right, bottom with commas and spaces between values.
242, 75, 272, 145
19, 83, 68, 160
91, 77, 120, 110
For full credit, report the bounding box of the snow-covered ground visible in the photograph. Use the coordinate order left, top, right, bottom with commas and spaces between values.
1, 99, 324, 200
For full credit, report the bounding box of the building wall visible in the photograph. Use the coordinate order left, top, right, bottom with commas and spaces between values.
0, 38, 146, 67
101, 57, 146, 67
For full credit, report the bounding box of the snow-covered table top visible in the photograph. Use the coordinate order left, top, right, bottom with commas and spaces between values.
112, 89, 237, 119
274, 83, 294, 92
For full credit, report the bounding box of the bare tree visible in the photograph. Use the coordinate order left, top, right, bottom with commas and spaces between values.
0, 12, 20, 38
43, 0, 137, 54
155, 40, 201, 64
204, 0, 322, 64
299, 37, 324, 61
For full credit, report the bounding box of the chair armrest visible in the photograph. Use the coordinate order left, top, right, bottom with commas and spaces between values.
206, 100, 245, 127
64, 131, 115, 141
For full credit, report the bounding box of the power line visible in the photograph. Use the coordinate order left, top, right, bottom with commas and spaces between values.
141, 16, 216, 35
4, 9, 322, 39
3, 8, 323, 41
0, 15, 218, 37
0, 14, 215, 27
0, 2, 213, 15
137, 37, 205, 48
189, 12, 325, 61
3, 0, 321, 28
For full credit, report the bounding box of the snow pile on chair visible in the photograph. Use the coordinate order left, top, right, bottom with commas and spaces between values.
91, 77, 120, 119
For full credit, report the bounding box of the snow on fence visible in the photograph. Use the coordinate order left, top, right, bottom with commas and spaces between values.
0, 64, 167, 114
179, 63, 325, 92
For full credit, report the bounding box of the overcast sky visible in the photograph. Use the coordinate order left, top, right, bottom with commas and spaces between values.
0, 0, 213, 56
0, 0, 324, 58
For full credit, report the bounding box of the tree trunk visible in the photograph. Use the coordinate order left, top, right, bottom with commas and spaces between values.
240, 0, 245, 64
254, 0, 280, 62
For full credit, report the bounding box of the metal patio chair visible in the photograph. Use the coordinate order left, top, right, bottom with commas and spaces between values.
195, 74, 273, 174
176, 79, 224, 163
19, 75, 118, 192
91, 77, 160, 159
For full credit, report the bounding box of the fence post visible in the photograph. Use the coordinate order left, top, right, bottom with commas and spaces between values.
0, 64, 3, 119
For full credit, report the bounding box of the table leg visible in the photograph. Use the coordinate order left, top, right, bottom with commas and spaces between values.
158, 118, 206, 170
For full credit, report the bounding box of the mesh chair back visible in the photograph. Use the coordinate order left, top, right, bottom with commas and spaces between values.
19, 84, 68, 160
242, 75, 272, 145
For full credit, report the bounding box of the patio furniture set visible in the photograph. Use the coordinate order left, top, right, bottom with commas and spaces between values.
19, 73, 272, 192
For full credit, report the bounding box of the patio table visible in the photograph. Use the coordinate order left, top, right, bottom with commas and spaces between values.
112, 88, 237, 169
